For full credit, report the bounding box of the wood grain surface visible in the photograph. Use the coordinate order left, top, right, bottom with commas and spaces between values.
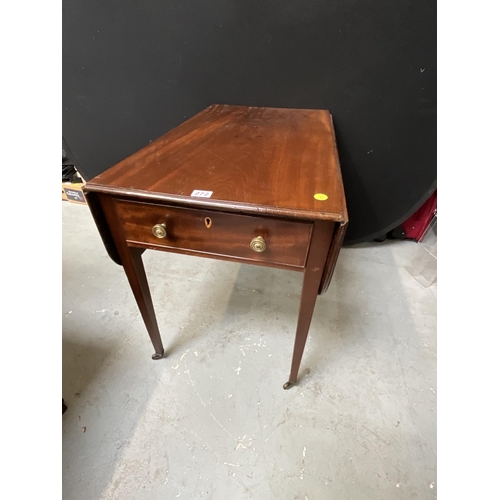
86, 105, 347, 222
114, 198, 312, 269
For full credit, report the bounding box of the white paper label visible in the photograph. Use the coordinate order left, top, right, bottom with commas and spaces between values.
190, 190, 213, 198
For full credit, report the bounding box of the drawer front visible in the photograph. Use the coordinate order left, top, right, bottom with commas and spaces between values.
114, 199, 312, 268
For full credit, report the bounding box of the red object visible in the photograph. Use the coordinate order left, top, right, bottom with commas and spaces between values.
401, 191, 437, 241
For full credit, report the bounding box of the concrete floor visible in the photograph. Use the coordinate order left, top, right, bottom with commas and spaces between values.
62, 202, 437, 500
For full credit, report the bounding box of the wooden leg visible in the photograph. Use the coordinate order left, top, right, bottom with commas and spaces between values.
122, 246, 165, 359
284, 221, 334, 389
99, 196, 164, 359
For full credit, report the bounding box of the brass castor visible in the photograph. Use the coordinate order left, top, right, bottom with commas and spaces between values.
283, 381, 294, 390
152, 351, 164, 360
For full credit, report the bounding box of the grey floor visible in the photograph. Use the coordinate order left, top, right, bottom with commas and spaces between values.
62, 202, 437, 500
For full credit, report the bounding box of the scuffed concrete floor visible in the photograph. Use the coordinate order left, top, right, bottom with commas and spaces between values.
62, 202, 437, 500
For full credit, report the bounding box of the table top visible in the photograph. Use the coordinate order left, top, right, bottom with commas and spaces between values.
87, 105, 347, 222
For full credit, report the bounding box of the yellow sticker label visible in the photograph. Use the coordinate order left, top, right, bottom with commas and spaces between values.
314, 193, 328, 201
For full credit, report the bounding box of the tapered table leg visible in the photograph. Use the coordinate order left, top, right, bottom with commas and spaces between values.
100, 196, 164, 359
122, 246, 165, 359
284, 220, 335, 389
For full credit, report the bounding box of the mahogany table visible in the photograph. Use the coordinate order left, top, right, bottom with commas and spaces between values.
84, 105, 348, 389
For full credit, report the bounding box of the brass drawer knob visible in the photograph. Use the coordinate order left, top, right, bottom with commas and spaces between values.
152, 223, 167, 239
250, 236, 266, 253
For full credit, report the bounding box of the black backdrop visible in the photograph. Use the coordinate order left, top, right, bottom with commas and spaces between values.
62, 0, 436, 243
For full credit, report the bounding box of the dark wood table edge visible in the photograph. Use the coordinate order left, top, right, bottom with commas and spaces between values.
83, 184, 348, 223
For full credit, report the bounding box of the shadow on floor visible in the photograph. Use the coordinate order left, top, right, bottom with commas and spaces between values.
62, 337, 112, 409
162, 262, 304, 357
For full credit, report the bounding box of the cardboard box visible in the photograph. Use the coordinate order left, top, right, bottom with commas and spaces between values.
62, 180, 87, 205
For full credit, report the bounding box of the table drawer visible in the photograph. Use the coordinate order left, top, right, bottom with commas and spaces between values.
113, 199, 313, 268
